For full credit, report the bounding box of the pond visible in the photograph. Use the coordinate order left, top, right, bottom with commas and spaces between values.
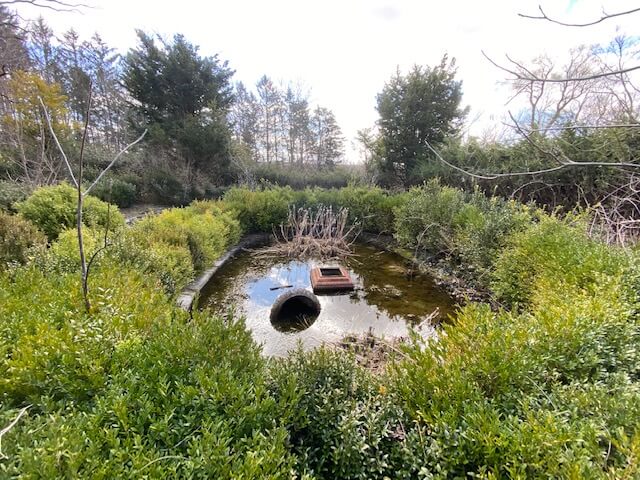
198, 243, 457, 356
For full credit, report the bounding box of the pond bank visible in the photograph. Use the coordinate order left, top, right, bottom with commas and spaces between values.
176, 233, 271, 311
177, 230, 487, 316
358, 232, 486, 304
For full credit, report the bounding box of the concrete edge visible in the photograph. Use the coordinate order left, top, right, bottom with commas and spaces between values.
176, 233, 271, 312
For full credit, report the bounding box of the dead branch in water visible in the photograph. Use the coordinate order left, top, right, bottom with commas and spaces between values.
258, 205, 361, 260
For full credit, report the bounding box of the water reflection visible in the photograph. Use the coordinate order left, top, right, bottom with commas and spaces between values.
199, 244, 456, 356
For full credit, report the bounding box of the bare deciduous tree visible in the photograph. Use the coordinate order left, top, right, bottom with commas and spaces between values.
40, 88, 146, 311
430, 5, 640, 244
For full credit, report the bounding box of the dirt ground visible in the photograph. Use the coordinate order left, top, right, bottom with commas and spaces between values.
120, 204, 166, 223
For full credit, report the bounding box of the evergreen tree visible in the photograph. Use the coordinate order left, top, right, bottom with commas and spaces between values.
376, 55, 467, 185
255, 75, 280, 163
83, 33, 126, 148
27, 17, 58, 83
284, 85, 310, 164
57, 28, 91, 125
123, 31, 234, 176
0, 6, 29, 78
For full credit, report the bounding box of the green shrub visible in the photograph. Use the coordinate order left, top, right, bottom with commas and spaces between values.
224, 186, 295, 232
0, 181, 32, 212
492, 215, 627, 307
0, 264, 296, 478
393, 180, 535, 287
451, 191, 533, 276
145, 169, 191, 205
0, 263, 173, 407
394, 179, 468, 253
39, 199, 241, 297
16, 183, 124, 241
334, 186, 405, 234
0, 211, 46, 267
268, 347, 405, 479
90, 178, 138, 208
391, 273, 640, 477
125, 202, 240, 293
224, 186, 404, 235
252, 162, 359, 189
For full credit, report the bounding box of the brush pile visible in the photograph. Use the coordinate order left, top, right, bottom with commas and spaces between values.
260, 205, 361, 259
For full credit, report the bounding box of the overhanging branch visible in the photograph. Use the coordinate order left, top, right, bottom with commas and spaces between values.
482, 50, 640, 83
0, 0, 90, 12
519, 5, 640, 27
425, 140, 640, 181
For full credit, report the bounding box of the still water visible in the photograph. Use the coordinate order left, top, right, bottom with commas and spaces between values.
199, 244, 456, 356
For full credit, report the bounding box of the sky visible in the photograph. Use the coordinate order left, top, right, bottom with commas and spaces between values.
13, 0, 640, 163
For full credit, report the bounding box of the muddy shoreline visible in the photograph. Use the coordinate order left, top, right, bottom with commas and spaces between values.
358, 232, 487, 305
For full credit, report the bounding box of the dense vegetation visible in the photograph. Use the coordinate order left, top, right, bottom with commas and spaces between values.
2, 6, 639, 213
2, 2, 640, 478
0, 182, 639, 477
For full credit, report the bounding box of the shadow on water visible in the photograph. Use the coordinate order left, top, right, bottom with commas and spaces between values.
199, 243, 457, 356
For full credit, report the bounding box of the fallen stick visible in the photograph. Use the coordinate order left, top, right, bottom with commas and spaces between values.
270, 284, 293, 291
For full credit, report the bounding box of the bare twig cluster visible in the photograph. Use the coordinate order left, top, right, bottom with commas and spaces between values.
588, 174, 640, 247
260, 205, 361, 260
483, 49, 640, 84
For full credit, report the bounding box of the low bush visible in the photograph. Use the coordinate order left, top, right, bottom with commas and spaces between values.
144, 169, 192, 205
268, 347, 406, 479
224, 186, 295, 232
394, 179, 469, 253
251, 162, 360, 190
394, 180, 533, 285
0, 181, 32, 212
125, 202, 241, 293
43, 227, 104, 274
90, 178, 138, 208
224, 186, 405, 235
16, 183, 124, 241
451, 190, 533, 276
0, 263, 173, 407
0, 263, 296, 478
391, 271, 640, 477
329, 186, 405, 234
0, 211, 46, 268
492, 215, 627, 307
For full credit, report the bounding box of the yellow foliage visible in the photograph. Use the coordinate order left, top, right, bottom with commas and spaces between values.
3, 70, 70, 139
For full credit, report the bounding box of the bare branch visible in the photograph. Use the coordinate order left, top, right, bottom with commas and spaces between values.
425, 140, 640, 181
77, 85, 92, 312
519, 5, 640, 27
506, 123, 640, 133
507, 111, 570, 165
482, 50, 640, 83
0, 0, 90, 12
0, 405, 30, 459
38, 96, 78, 187
84, 130, 147, 195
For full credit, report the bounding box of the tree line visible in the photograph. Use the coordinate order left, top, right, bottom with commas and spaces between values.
0, 6, 345, 205
1, 2, 639, 217
232, 77, 344, 167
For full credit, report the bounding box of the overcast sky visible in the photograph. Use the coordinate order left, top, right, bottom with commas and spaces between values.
14, 0, 640, 162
